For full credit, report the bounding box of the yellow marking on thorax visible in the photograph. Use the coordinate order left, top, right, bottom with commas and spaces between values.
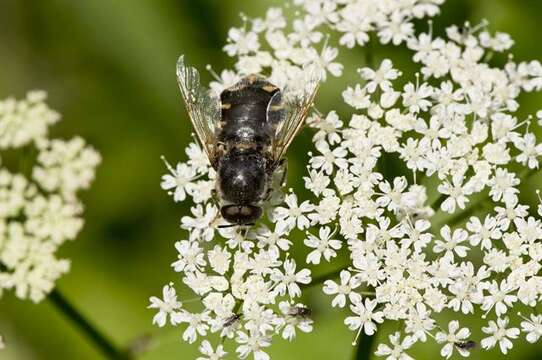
270, 104, 284, 111
262, 84, 278, 93
233, 143, 258, 150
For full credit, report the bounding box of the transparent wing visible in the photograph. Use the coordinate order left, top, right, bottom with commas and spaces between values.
270, 69, 320, 165
176, 55, 221, 164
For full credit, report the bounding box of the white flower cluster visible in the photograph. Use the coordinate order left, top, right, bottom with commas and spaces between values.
152, 0, 542, 359
0, 91, 100, 304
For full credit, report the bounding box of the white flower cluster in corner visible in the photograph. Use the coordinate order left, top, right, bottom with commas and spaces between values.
151, 0, 542, 359
0, 91, 100, 305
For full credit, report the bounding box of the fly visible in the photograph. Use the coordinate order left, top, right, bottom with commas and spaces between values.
223, 313, 242, 328
455, 340, 477, 350
176, 55, 320, 226
288, 305, 312, 318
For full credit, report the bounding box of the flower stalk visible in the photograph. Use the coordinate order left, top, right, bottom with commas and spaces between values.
354, 332, 375, 360
48, 289, 130, 360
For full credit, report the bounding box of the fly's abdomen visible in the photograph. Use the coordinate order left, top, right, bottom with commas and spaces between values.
218, 150, 267, 204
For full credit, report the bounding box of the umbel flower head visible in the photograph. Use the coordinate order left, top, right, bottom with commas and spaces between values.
0, 91, 101, 304
151, 0, 542, 359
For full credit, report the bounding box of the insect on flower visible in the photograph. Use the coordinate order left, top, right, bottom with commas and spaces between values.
223, 313, 242, 328
288, 305, 312, 319
455, 340, 477, 350
176, 55, 320, 226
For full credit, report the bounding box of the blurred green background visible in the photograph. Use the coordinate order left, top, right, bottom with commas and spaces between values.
1, 0, 542, 359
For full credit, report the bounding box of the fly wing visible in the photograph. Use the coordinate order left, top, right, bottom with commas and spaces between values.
269, 68, 320, 166
176, 55, 221, 166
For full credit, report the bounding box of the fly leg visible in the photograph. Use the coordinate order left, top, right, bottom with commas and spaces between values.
210, 189, 224, 225
276, 158, 288, 188
211, 189, 221, 208
264, 158, 288, 202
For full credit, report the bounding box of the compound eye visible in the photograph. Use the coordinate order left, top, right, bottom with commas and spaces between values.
220, 205, 263, 225
224, 205, 238, 217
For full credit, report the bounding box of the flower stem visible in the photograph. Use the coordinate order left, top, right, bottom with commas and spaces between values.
364, 36, 375, 68
430, 193, 447, 211
353, 332, 375, 360
48, 289, 130, 360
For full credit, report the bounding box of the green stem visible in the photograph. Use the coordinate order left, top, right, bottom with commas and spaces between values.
430, 193, 447, 212
354, 332, 376, 360
364, 36, 375, 68
48, 289, 129, 360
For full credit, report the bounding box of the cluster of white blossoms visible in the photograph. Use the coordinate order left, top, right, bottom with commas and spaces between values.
0, 91, 100, 304
151, 0, 542, 359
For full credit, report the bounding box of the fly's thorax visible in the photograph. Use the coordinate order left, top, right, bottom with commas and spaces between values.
216, 149, 269, 205
217, 76, 280, 149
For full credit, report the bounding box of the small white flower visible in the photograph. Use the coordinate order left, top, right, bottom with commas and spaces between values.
309, 140, 348, 175
175, 311, 211, 344
236, 331, 271, 360
378, 13, 414, 46
273, 193, 313, 230
161, 157, 197, 202
433, 226, 469, 258
437, 172, 472, 214
520, 314, 542, 343
435, 321, 471, 358
278, 302, 314, 341
488, 168, 520, 203
343, 84, 371, 109
181, 204, 219, 241
254, 223, 292, 255
207, 245, 231, 275
359, 59, 401, 93
481, 317, 519, 354
375, 332, 415, 360
197, 340, 227, 360
344, 298, 384, 337
224, 27, 259, 56
172, 240, 206, 273
323, 270, 361, 308
514, 133, 542, 169
376, 176, 408, 213
309, 111, 343, 145
271, 258, 311, 298
481, 280, 517, 317
304, 226, 342, 264
303, 169, 331, 197
307, 45, 343, 80
402, 82, 434, 113
186, 142, 211, 173
466, 215, 502, 250
148, 284, 182, 327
